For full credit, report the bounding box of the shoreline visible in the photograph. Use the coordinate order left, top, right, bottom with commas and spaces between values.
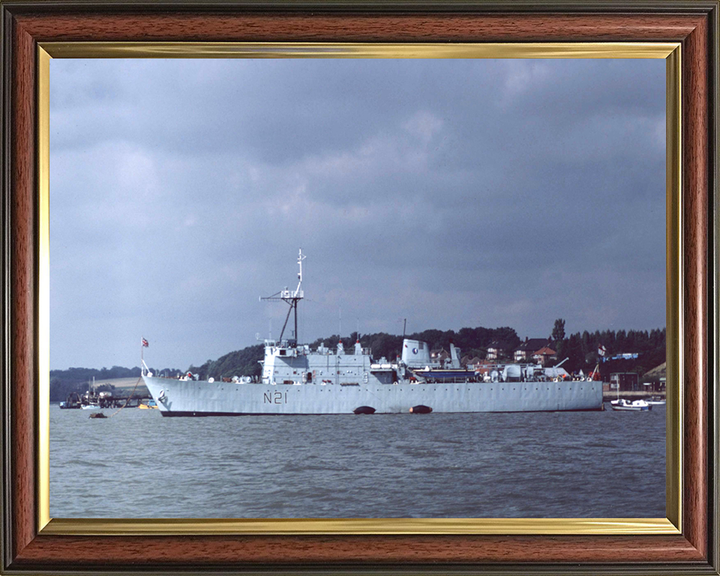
602, 390, 665, 400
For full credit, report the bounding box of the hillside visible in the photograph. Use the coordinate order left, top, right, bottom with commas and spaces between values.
186, 326, 666, 381
50, 325, 666, 397
49, 366, 177, 402
186, 327, 521, 380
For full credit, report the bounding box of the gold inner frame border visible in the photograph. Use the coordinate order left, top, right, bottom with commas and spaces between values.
36, 41, 682, 537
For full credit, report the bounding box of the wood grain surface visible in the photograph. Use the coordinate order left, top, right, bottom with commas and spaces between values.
10, 534, 706, 567
3, 4, 716, 572
10, 17, 38, 562
14, 12, 705, 42
681, 11, 710, 561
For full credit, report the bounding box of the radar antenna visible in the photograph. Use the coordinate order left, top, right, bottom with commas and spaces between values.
260, 249, 306, 342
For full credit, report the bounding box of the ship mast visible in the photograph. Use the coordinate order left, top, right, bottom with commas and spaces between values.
260, 249, 306, 342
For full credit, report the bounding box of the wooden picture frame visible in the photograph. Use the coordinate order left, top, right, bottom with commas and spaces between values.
1, 1, 717, 573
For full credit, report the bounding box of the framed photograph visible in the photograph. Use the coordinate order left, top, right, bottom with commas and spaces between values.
1, 1, 717, 573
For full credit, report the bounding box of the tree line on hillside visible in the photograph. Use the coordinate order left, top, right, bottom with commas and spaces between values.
184, 327, 520, 380
186, 324, 664, 381
50, 322, 666, 396
554, 324, 666, 380
187, 344, 264, 381
49, 365, 181, 402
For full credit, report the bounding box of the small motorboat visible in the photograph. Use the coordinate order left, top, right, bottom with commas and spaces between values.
81, 403, 101, 410
645, 396, 666, 406
610, 398, 652, 411
59, 392, 82, 409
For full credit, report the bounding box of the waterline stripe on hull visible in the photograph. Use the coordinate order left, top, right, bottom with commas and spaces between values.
159, 407, 605, 417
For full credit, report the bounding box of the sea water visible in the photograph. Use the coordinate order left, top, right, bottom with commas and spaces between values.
50, 404, 665, 518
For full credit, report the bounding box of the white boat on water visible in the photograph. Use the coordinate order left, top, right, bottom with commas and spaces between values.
141, 250, 604, 417
81, 403, 101, 410
610, 398, 652, 411
645, 396, 666, 406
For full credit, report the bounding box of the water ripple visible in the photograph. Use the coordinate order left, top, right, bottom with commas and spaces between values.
50, 405, 666, 519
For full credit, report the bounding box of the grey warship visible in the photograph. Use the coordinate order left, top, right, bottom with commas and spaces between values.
141, 250, 603, 416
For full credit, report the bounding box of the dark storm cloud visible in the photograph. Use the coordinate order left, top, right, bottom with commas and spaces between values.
50, 57, 665, 369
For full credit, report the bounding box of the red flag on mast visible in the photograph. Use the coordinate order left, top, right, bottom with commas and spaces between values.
141, 338, 149, 348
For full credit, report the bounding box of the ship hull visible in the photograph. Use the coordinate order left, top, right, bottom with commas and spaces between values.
143, 376, 603, 416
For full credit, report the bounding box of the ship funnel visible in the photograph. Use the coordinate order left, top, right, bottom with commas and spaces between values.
402, 339, 432, 368
450, 342, 461, 369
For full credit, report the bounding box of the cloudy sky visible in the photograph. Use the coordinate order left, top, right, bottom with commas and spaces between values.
49, 57, 666, 370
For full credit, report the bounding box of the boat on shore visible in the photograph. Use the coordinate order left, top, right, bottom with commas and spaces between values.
610, 398, 652, 411
142, 250, 604, 417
